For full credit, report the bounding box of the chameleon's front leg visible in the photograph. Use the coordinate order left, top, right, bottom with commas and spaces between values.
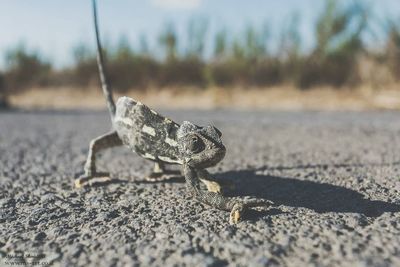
183, 164, 273, 224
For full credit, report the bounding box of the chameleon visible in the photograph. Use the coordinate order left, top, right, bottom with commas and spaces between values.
75, 0, 273, 224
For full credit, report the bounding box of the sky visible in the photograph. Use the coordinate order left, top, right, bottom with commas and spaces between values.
0, 0, 400, 68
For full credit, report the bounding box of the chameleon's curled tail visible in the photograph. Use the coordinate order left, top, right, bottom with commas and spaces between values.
92, 0, 116, 121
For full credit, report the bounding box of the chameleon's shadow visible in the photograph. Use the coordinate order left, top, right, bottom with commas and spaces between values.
214, 169, 400, 218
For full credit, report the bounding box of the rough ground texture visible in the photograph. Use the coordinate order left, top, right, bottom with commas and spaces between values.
1, 109, 400, 267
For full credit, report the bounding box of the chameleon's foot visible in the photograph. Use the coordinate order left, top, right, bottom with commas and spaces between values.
74, 172, 111, 188
200, 179, 222, 194
229, 203, 244, 225
229, 200, 274, 224
145, 170, 181, 182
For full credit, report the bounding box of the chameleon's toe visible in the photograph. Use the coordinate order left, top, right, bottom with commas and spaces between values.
229, 203, 244, 225
204, 180, 222, 194
204, 180, 235, 194
74, 172, 111, 188
74, 177, 84, 188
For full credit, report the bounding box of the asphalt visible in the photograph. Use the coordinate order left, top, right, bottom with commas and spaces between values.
1, 109, 400, 267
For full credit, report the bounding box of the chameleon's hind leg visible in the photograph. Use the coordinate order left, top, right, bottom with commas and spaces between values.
145, 161, 181, 182
75, 131, 122, 188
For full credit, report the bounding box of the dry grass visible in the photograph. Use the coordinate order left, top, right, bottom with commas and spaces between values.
8, 85, 400, 111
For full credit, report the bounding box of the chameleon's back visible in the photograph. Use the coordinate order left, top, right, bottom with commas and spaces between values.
113, 96, 183, 165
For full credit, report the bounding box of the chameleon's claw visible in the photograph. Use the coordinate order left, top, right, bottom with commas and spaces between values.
74, 172, 111, 188
200, 179, 222, 194
228, 200, 274, 224
201, 180, 237, 195
74, 178, 83, 189
229, 203, 244, 225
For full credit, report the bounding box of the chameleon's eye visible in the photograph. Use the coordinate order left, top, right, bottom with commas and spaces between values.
188, 136, 204, 153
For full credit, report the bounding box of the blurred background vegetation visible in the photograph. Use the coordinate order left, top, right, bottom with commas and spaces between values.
0, 0, 400, 107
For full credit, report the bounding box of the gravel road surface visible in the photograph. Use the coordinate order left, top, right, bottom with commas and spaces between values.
1, 109, 400, 266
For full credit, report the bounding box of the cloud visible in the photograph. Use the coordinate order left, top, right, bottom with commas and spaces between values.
151, 0, 202, 10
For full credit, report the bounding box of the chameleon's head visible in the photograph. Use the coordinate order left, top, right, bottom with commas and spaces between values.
177, 121, 226, 168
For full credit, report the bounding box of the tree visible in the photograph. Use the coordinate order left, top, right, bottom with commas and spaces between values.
159, 23, 178, 61
4, 43, 52, 91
